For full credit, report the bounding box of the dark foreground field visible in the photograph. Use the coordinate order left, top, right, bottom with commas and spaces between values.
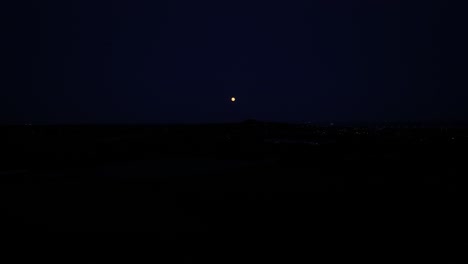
0, 122, 466, 261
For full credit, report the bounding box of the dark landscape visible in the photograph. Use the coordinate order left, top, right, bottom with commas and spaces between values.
0, 122, 466, 261
0, 123, 465, 238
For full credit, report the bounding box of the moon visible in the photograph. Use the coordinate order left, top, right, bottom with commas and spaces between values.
231, 97, 236, 102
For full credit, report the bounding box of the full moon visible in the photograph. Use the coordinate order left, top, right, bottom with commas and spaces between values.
231, 97, 236, 102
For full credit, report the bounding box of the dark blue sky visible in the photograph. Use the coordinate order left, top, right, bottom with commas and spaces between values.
2, 0, 467, 124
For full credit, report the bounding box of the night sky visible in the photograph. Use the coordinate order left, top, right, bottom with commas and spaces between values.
2, 0, 467, 124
